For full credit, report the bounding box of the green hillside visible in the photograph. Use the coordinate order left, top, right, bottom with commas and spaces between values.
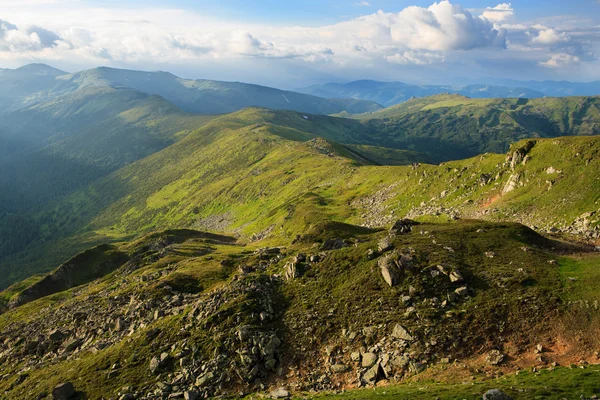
343, 94, 600, 160
2, 104, 600, 290
0, 86, 213, 213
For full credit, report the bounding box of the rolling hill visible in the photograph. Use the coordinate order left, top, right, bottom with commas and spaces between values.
297, 80, 545, 107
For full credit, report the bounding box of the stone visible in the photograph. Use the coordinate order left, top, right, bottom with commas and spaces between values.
284, 262, 299, 280
350, 352, 361, 362
483, 389, 513, 400
449, 270, 464, 283
486, 350, 505, 366
149, 356, 162, 374
48, 329, 64, 343
361, 352, 378, 368
378, 237, 393, 252
52, 382, 75, 400
62, 339, 82, 354
361, 362, 380, 384
184, 390, 199, 400
114, 317, 126, 332
379, 256, 400, 287
391, 324, 414, 341
196, 371, 214, 388
390, 219, 417, 235
455, 286, 468, 296
331, 364, 350, 373
270, 387, 290, 399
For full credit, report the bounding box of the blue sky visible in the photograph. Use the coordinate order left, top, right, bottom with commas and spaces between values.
0, 0, 599, 88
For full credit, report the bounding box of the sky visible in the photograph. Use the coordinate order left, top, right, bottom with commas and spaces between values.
0, 0, 599, 88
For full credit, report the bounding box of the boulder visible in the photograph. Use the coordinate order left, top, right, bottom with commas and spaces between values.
184, 391, 199, 400
483, 389, 513, 400
52, 382, 75, 400
284, 262, 299, 280
361, 362, 380, 384
378, 256, 400, 287
361, 352, 377, 368
390, 219, 417, 235
331, 364, 350, 373
391, 324, 414, 341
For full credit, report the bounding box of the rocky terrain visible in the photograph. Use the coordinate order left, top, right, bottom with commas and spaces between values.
2, 219, 600, 399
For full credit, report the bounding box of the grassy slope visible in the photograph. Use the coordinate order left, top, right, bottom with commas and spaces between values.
341, 94, 600, 160
3, 110, 600, 288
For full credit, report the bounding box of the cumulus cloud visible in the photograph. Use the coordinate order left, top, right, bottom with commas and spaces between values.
531, 28, 570, 45
482, 3, 514, 22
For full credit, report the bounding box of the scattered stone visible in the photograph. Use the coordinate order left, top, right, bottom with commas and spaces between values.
483, 389, 513, 400
52, 382, 75, 400
284, 262, 299, 280
455, 286, 468, 296
183, 390, 198, 400
486, 350, 505, 366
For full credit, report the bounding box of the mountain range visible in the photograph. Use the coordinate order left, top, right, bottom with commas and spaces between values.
297, 79, 600, 107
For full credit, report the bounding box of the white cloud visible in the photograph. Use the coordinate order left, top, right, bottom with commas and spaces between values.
386, 50, 445, 65
355, 1, 371, 6
531, 28, 570, 45
540, 53, 581, 68
482, 3, 514, 22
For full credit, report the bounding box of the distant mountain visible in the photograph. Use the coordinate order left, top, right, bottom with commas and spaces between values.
297, 80, 545, 107
489, 79, 600, 98
0, 64, 383, 116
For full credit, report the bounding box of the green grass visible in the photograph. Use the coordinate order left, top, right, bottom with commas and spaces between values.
306, 365, 600, 399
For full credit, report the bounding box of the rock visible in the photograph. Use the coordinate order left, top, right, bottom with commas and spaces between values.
361, 352, 377, 368
149, 356, 162, 374
331, 364, 350, 373
455, 286, 468, 296
535, 344, 544, 353
378, 256, 400, 287
486, 350, 505, 366
361, 362, 380, 384
113, 317, 126, 332
48, 329, 64, 343
270, 387, 290, 399
294, 253, 306, 263
196, 371, 214, 388
483, 389, 513, 400
321, 238, 347, 250
391, 324, 414, 341
449, 270, 464, 283
378, 237, 393, 252
390, 219, 416, 235
184, 391, 199, 400
62, 338, 82, 354
350, 352, 361, 362
52, 382, 75, 400
284, 262, 299, 280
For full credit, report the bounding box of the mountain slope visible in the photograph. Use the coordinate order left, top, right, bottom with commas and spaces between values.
297, 80, 545, 107
0, 86, 213, 213
345, 94, 600, 160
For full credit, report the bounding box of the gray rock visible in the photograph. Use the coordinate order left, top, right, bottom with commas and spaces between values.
284, 262, 299, 280
331, 364, 350, 373
62, 339, 82, 354
361, 352, 377, 368
378, 237, 393, 252
390, 219, 416, 235
391, 324, 414, 341
486, 350, 505, 366
483, 389, 513, 400
195, 371, 214, 388
149, 356, 161, 374
270, 387, 290, 399
361, 362, 380, 384
52, 382, 75, 400
379, 256, 400, 287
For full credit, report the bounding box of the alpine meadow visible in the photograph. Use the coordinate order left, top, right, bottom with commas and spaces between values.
2, 1, 600, 400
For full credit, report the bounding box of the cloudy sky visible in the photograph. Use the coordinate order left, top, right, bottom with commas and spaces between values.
0, 0, 599, 88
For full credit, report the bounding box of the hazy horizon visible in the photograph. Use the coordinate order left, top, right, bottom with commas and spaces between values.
0, 0, 599, 88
